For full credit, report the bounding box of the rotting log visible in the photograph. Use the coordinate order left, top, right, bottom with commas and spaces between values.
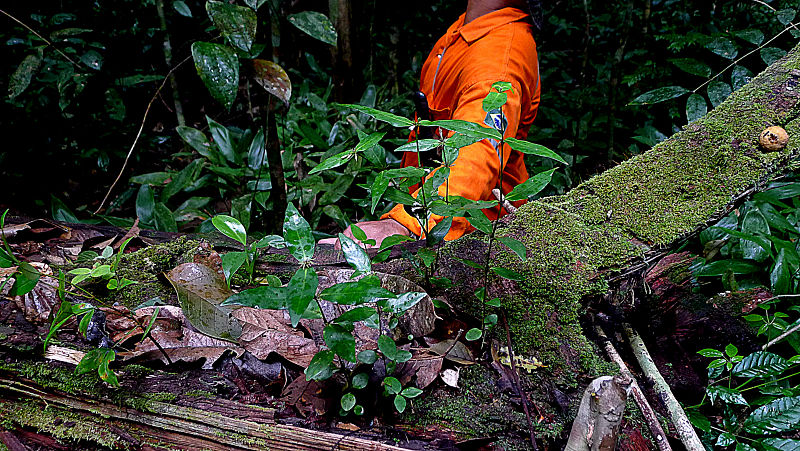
2, 44, 800, 450
0, 365, 405, 451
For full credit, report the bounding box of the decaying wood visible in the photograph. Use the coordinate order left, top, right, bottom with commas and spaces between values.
624, 325, 703, 451
0, 369, 404, 451
565, 374, 632, 451
595, 325, 672, 451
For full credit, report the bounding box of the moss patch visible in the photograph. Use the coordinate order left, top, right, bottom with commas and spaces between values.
0, 400, 125, 449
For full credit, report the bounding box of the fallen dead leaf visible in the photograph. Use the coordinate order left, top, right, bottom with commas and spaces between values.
234, 307, 319, 368
441, 368, 460, 388
13, 262, 58, 323
281, 374, 333, 417
428, 339, 475, 365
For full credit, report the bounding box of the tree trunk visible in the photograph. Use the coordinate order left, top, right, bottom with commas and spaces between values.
2, 44, 800, 450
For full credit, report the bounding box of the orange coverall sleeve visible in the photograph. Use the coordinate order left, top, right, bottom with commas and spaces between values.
383, 79, 524, 240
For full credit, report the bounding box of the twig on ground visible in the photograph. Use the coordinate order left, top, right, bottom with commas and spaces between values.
623, 324, 704, 451
595, 324, 672, 451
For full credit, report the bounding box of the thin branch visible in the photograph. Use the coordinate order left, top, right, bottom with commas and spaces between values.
763, 320, 800, 350
93, 56, 192, 215
501, 310, 539, 451
0, 9, 81, 68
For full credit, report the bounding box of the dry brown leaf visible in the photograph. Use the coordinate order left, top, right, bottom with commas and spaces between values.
118, 305, 243, 369
281, 374, 332, 417
428, 339, 475, 365
13, 262, 58, 323
399, 354, 443, 389
234, 307, 319, 368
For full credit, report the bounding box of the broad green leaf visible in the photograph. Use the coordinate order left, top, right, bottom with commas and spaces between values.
707, 81, 732, 108
153, 202, 178, 232
76, 348, 114, 374
338, 233, 371, 273
482, 91, 507, 112
51, 195, 80, 223
491, 267, 524, 281
191, 42, 239, 110
252, 59, 291, 106
771, 249, 792, 294
308, 150, 353, 175
384, 376, 402, 395
739, 210, 770, 262
465, 328, 482, 341
420, 119, 501, 141
669, 58, 712, 77
370, 172, 390, 214
10, 261, 40, 296
762, 47, 787, 66
212, 215, 247, 246
222, 284, 287, 309
135, 185, 155, 225
776, 8, 797, 25
81, 50, 103, 70
130, 172, 170, 185
381, 292, 426, 314
731, 66, 754, 91
335, 103, 413, 128
320, 276, 394, 305
341, 392, 356, 411
686, 94, 707, 123
762, 439, 800, 451
206, 116, 238, 164
629, 86, 689, 105
334, 306, 379, 326
378, 234, 414, 251
177, 126, 217, 161
744, 396, 800, 433
283, 204, 315, 262
44, 299, 75, 349
467, 210, 493, 235
505, 138, 567, 164
695, 260, 760, 276
247, 128, 266, 170
105, 87, 126, 121
165, 262, 242, 340
287, 267, 318, 327
497, 236, 526, 261
394, 395, 407, 413
710, 226, 771, 257
354, 132, 386, 153
401, 387, 423, 398
162, 160, 202, 202
705, 37, 738, 59
394, 139, 441, 153
324, 323, 356, 362
378, 335, 411, 363
698, 347, 724, 358
734, 29, 764, 45
221, 251, 246, 283
206, 0, 257, 52
173, 1, 192, 17
9, 53, 42, 99
428, 217, 452, 244
707, 385, 748, 406
287, 11, 337, 46
358, 350, 378, 364
505, 168, 556, 201
732, 351, 789, 377
352, 373, 369, 389
305, 350, 335, 381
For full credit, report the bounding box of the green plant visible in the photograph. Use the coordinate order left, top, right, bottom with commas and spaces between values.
0, 210, 40, 297
690, 341, 800, 450
68, 237, 137, 290
210, 214, 283, 286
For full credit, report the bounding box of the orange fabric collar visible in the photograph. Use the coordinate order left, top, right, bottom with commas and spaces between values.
454, 7, 530, 44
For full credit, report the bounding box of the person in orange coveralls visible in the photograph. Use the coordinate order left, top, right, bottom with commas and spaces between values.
326, 0, 541, 246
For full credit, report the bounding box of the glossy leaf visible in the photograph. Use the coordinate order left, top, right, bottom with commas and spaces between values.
177, 126, 217, 162
206, 0, 257, 52
338, 233, 371, 273
744, 396, 800, 433
777, 8, 797, 25
135, 185, 155, 225
705, 37, 738, 59
670, 58, 712, 77
465, 328, 482, 341
252, 59, 291, 106
381, 292, 426, 314
482, 91, 507, 112
287, 267, 318, 327
732, 351, 789, 378
305, 350, 335, 381
394, 139, 441, 153
695, 260, 760, 276
341, 392, 356, 411
707, 385, 747, 406
191, 42, 239, 110
222, 284, 287, 309
428, 217, 452, 243
739, 210, 770, 262
324, 323, 356, 362
10, 261, 40, 296
761, 47, 787, 66
287, 11, 337, 46
497, 236, 526, 261
771, 249, 792, 295
153, 203, 178, 232
491, 266, 524, 281
394, 395, 407, 413
505, 168, 555, 201
686, 94, 707, 123
731, 66, 754, 91
283, 204, 315, 262
707, 81, 732, 108
378, 335, 411, 363
505, 138, 567, 164
173, 1, 192, 17
319, 276, 394, 305
335, 103, 413, 128
420, 119, 501, 141
629, 86, 689, 105
734, 29, 764, 45
358, 350, 378, 364
221, 251, 246, 283
9, 53, 42, 99
212, 215, 247, 246
370, 172, 390, 214
308, 150, 353, 175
